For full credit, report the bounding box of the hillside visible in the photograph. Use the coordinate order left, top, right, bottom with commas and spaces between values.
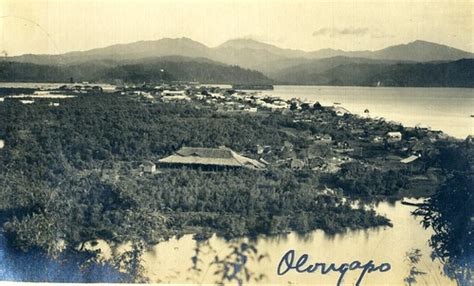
271, 58, 474, 87
268, 56, 403, 83
4, 38, 474, 87
0, 56, 272, 84
368, 40, 474, 62
7, 38, 474, 74
8, 38, 211, 65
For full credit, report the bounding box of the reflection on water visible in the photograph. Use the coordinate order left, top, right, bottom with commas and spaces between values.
140, 201, 456, 285
0, 199, 459, 285
0, 236, 127, 282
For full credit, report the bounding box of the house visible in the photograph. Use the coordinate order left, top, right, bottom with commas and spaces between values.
243, 107, 257, 113
209, 93, 225, 99
333, 140, 354, 154
158, 146, 265, 170
351, 128, 366, 137
140, 161, 156, 174
256, 145, 271, 155
401, 154, 424, 173
336, 141, 351, 149
162, 90, 186, 96
372, 136, 384, 144
195, 94, 206, 100
33, 90, 49, 96
0, 139, 4, 149
92, 86, 103, 93
400, 154, 420, 164
314, 134, 332, 145
332, 106, 351, 117
136, 91, 154, 100
271, 100, 289, 110
102, 85, 116, 93
386, 131, 402, 142
161, 95, 191, 102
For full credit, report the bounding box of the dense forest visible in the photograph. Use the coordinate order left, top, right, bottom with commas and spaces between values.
271, 58, 474, 87
0, 93, 396, 281
0, 94, 391, 247
2, 56, 473, 87
0, 57, 272, 84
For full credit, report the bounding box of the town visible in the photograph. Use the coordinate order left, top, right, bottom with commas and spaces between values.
0, 82, 454, 198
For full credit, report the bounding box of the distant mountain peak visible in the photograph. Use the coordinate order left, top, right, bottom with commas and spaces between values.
223, 38, 262, 43
411, 39, 435, 44
375, 39, 474, 62
7, 37, 473, 74
389, 39, 464, 50
218, 38, 277, 49
161, 36, 203, 43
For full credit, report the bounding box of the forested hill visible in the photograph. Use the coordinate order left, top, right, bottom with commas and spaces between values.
2, 54, 472, 87
272, 58, 474, 87
0, 57, 272, 84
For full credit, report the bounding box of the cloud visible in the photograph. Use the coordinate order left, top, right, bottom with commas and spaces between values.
312, 27, 394, 38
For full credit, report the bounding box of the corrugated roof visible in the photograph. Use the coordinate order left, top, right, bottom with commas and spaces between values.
176, 147, 234, 158
159, 146, 265, 169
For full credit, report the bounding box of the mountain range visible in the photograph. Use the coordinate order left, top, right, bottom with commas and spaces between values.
3, 38, 474, 87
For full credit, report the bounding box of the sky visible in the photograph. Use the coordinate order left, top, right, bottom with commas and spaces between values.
1, 0, 473, 56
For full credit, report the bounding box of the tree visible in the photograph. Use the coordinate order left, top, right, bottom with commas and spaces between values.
413, 172, 473, 285
313, 101, 323, 111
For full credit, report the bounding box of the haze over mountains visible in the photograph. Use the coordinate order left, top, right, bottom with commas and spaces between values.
3, 37, 474, 87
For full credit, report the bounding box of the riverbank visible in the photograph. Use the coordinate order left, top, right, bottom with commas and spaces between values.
90, 200, 454, 285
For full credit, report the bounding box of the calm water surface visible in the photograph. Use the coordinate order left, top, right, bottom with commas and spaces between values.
140, 201, 455, 285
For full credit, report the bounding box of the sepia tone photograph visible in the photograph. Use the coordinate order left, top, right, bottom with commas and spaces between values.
0, 0, 473, 285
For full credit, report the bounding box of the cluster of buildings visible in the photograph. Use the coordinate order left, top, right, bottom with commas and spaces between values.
1, 82, 448, 176
113, 84, 297, 113
1, 90, 77, 105
58, 84, 116, 94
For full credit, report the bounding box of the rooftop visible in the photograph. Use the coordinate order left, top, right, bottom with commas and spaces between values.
401, 155, 420, 164
158, 146, 265, 169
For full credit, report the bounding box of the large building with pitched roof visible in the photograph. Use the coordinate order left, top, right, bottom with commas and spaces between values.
158, 146, 266, 170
